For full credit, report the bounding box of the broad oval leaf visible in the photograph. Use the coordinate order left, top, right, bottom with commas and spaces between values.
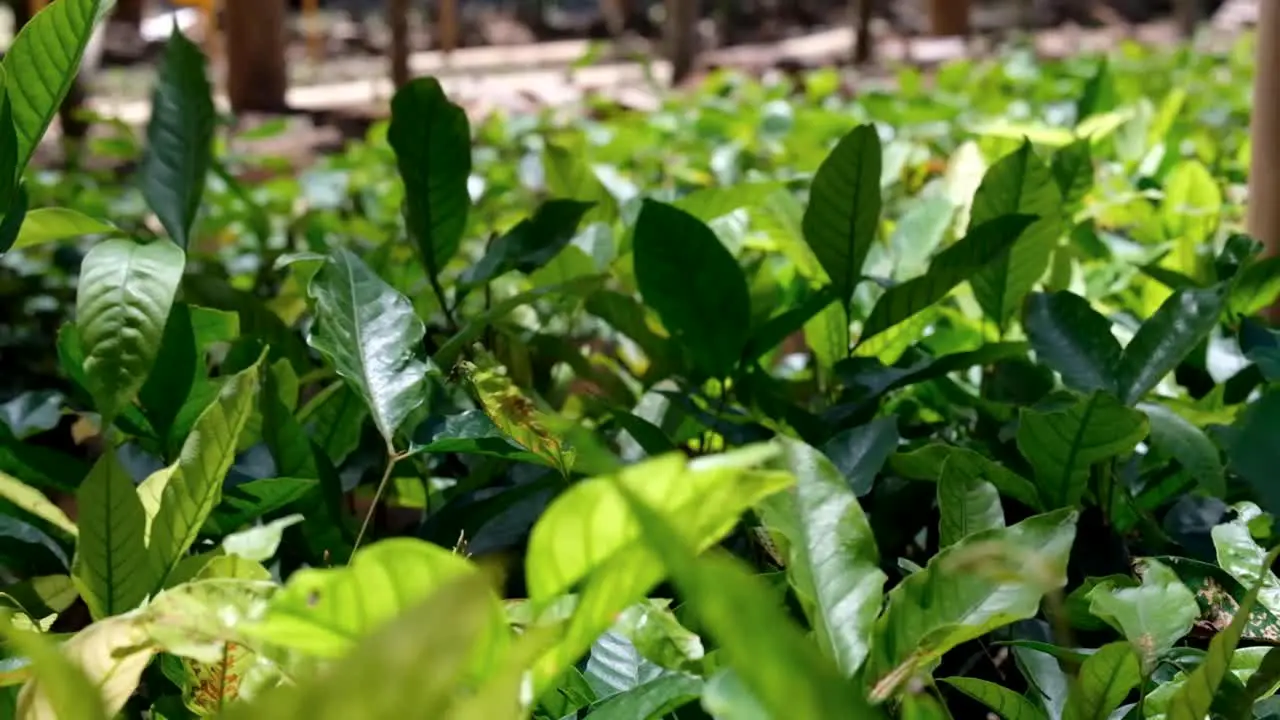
75, 237, 185, 423
141, 28, 215, 249
819, 416, 898, 497
387, 77, 472, 275
3, 0, 109, 174
866, 508, 1078, 696
859, 214, 1036, 345
1086, 560, 1199, 675
18, 614, 156, 720
1016, 392, 1148, 510
937, 458, 1005, 548
633, 200, 751, 378
801, 124, 882, 310
1115, 285, 1226, 405
1140, 402, 1224, 497
1211, 503, 1280, 617
10, 208, 117, 251
307, 246, 429, 449
0, 471, 76, 538
461, 199, 595, 286
525, 444, 789, 602
939, 677, 1048, 720
1024, 291, 1121, 395
137, 357, 262, 591
759, 437, 887, 677
72, 449, 152, 620
6, 623, 109, 720
968, 141, 1064, 328
246, 538, 499, 659
585, 674, 702, 720
457, 358, 575, 477
1061, 642, 1141, 720
1162, 160, 1222, 279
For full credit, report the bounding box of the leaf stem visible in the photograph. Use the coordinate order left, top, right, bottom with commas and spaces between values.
352, 449, 407, 557
428, 266, 459, 333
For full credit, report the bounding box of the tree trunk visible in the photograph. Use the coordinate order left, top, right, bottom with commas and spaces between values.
389, 0, 410, 86
111, 0, 144, 28
438, 0, 459, 53
1174, 0, 1201, 38
852, 0, 873, 64
665, 0, 698, 85
928, 0, 969, 36
1248, 0, 1280, 319
600, 0, 627, 37
225, 0, 288, 112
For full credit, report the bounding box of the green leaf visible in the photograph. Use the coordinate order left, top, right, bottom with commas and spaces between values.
619, 485, 881, 719
72, 449, 152, 620
759, 437, 887, 677
866, 508, 1078, 696
1024, 291, 1121, 395
891, 444, 1042, 511
1051, 139, 1093, 213
0, 471, 76, 538
633, 200, 750, 378
246, 538, 500, 658
801, 124, 882, 311
1162, 160, 1222, 279
1230, 391, 1280, 517
585, 674, 702, 720
75, 237, 186, 424
4, 623, 109, 720
225, 573, 504, 720
387, 77, 472, 275
141, 28, 215, 249
1061, 642, 1140, 720
137, 357, 262, 591
1087, 560, 1199, 674
9, 208, 117, 251
456, 359, 575, 476
820, 417, 898, 497
525, 445, 789, 602
543, 143, 619, 226
204, 477, 317, 536
1016, 392, 1148, 509
968, 141, 1064, 328
0, 183, 28, 254
1154, 555, 1280, 644
1077, 58, 1117, 120
1140, 402, 1224, 497
2, 0, 110, 174
937, 457, 1005, 548
1166, 546, 1280, 720
307, 247, 429, 449
1115, 285, 1226, 405
1212, 503, 1280, 617
939, 677, 1048, 720
462, 199, 595, 286
860, 214, 1036, 345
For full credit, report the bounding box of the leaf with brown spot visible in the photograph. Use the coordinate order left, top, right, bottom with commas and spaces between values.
1150, 556, 1280, 645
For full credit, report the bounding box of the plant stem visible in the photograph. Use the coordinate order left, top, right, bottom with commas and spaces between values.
429, 267, 459, 334
352, 448, 406, 557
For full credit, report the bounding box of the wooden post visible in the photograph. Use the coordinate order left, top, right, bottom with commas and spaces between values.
928, 0, 969, 36
1249, 0, 1280, 321
852, 0, 873, 64
389, 0, 410, 86
225, 0, 288, 112
1174, 0, 1201, 38
665, 0, 698, 85
439, 0, 458, 53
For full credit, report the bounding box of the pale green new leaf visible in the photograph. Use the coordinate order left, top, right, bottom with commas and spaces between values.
1061, 642, 1141, 720
1212, 503, 1280, 616
939, 677, 1047, 720
138, 358, 262, 589
246, 538, 503, 662
72, 449, 152, 620
141, 28, 215, 249
525, 444, 790, 602
1016, 392, 1148, 509
0, 471, 76, 538
801, 124, 882, 311
866, 509, 1078, 695
16, 614, 156, 720
937, 457, 1005, 548
1162, 160, 1222, 280
2, 0, 110, 174
759, 437, 886, 677
4, 623, 108, 720
1086, 560, 1198, 675
307, 246, 429, 449
968, 140, 1064, 328
223, 574, 505, 720
75, 237, 185, 423
10, 208, 117, 251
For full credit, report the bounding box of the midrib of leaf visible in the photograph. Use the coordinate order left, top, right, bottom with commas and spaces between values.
91, 248, 138, 410
839, 160, 870, 316
986, 164, 1027, 334
1049, 393, 1098, 509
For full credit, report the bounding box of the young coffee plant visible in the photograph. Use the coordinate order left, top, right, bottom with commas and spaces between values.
0, 3, 1279, 719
